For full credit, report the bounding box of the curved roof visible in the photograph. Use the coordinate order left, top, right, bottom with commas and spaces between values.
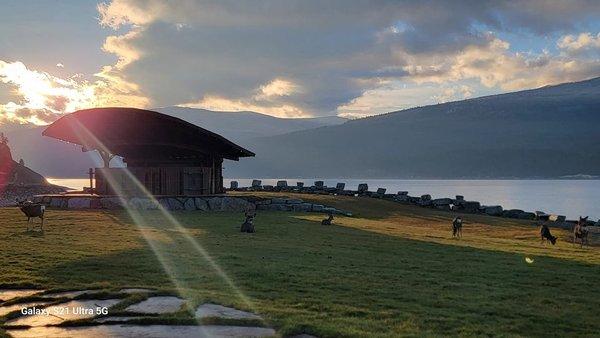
42, 107, 254, 161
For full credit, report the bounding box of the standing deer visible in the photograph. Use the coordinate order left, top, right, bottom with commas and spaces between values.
16, 199, 45, 231
573, 216, 589, 247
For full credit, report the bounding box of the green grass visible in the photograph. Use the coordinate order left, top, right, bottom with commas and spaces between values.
1, 193, 599, 337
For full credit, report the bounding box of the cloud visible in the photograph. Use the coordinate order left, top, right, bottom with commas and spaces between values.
91, 0, 600, 118
0, 59, 149, 125
558, 32, 600, 53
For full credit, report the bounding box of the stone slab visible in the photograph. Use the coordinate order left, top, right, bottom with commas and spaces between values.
0, 301, 53, 316
125, 296, 185, 314
6, 299, 120, 326
0, 289, 43, 302
7, 325, 277, 338
195, 303, 263, 320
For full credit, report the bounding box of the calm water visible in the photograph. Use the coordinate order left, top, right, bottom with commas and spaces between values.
48, 178, 600, 220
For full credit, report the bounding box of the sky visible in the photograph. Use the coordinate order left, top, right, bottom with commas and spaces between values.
1, 0, 600, 125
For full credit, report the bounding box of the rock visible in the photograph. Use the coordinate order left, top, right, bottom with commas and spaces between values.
67, 197, 91, 209
376, 188, 386, 195
129, 198, 159, 210
7, 299, 120, 326
8, 325, 277, 338
483, 205, 503, 216
432, 198, 453, 206
230, 181, 239, 189
397, 191, 408, 196
125, 296, 185, 314
502, 209, 525, 218
357, 183, 368, 193
183, 198, 196, 210
462, 201, 480, 213
100, 197, 124, 209
195, 303, 262, 320
314, 181, 324, 189
271, 198, 286, 204
518, 212, 536, 220
0, 289, 43, 302
276, 180, 288, 188
395, 194, 409, 202
296, 182, 304, 188
420, 194, 432, 201
47, 197, 65, 208
293, 203, 313, 212
535, 211, 550, 221
222, 197, 251, 212
208, 197, 223, 210
286, 198, 303, 204
455, 195, 464, 201
336, 183, 346, 190
251, 179, 262, 188
166, 198, 185, 211
263, 185, 274, 191
311, 204, 324, 212
194, 197, 209, 211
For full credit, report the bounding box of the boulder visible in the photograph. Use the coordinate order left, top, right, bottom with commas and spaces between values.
276, 180, 288, 188
311, 204, 325, 212
271, 198, 287, 204
68, 197, 91, 209
296, 182, 304, 188
397, 191, 408, 196
420, 194, 432, 201
455, 195, 464, 201
293, 203, 313, 212
251, 180, 262, 188
336, 183, 346, 190
129, 197, 159, 210
229, 181, 239, 189
357, 183, 368, 194
432, 198, 453, 206
167, 198, 185, 211
286, 198, 303, 204
483, 205, 503, 216
263, 185, 274, 191
462, 201, 480, 213
549, 214, 566, 222
502, 209, 525, 218
518, 212, 536, 220
194, 198, 209, 211
395, 194, 409, 202
376, 188, 386, 195
314, 181, 325, 189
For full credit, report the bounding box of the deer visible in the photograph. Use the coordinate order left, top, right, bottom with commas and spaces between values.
321, 212, 334, 225
540, 222, 557, 245
452, 217, 463, 238
16, 199, 45, 231
573, 216, 589, 247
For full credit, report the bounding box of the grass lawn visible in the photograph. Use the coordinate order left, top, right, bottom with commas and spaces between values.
1, 192, 599, 337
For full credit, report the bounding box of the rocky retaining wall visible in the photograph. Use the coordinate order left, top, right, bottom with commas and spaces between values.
230, 180, 600, 227
31, 194, 350, 215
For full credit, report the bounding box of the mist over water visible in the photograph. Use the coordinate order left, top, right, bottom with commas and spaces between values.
48, 178, 600, 220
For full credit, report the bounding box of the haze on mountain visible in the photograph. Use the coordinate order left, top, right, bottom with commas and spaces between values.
3, 77, 599, 179
3, 109, 347, 177
227, 77, 600, 179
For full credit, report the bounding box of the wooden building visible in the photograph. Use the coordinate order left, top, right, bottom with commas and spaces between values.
43, 107, 254, 196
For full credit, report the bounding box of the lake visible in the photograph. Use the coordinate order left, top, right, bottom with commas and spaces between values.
47, 178, 600, 220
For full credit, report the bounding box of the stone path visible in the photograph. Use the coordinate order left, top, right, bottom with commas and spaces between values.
6, 299, 121, 326
1, 288, 279, 338
195, 303, 263, 320
125, 296, 185, 314
7, 324, 277, 337
0, 289, 43, 302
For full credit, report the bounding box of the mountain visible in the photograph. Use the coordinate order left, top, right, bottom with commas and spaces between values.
224, 77, 600, 178
155, 107, 347, 143
2, 108, 347, 177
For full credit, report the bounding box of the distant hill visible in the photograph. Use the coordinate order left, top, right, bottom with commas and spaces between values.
225, 77, 600, 178
3, 108, 347, 177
